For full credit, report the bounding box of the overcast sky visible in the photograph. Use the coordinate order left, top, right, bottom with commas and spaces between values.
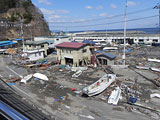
31, 0, 160, 31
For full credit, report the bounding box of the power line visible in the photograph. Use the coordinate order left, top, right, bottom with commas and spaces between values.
48, 7, 153, 24
50, 15, 159, 28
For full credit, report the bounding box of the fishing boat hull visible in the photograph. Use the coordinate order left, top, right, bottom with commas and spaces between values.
150, 67, 160, 72
82, 74, 116, 97
33, 73, 49, 81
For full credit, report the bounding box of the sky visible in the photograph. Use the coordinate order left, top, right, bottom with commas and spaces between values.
31, 0, 160, 31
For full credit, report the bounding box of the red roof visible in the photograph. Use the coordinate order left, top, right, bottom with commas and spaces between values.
56, 42, 87, 49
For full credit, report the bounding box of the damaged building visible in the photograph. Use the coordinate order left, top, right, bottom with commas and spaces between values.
96, 53, 116, 66
56, 42, 91, 66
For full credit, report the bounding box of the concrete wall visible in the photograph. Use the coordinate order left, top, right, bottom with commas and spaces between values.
27, 51, 44, 61
72, 36, 160, 45
34, 36, 72, 46
57, 45, 91, 66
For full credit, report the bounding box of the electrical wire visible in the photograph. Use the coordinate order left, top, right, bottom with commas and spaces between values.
50, 15, 159, 28
48, 7, 153, 24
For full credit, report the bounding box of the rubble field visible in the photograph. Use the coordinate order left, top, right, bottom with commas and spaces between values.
1, 46, 160, 120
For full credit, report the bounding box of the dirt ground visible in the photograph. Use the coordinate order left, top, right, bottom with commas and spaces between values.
1, 46, 160, 120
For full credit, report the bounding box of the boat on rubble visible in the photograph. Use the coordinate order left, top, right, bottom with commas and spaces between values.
33, 73, 49, 81
150, 67, 160, 72
72, 70, 82, 77
108, 86, 121, 105
82, 74, 116, 96
136, 66, 150, 70
148, 58, 160, 63
20, 74, 33, 84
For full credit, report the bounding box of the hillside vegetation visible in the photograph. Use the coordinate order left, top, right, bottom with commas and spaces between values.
0, 0, 51, 40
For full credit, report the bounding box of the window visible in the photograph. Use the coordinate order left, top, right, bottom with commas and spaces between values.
139, 39, 144, 42
62, 49, 64, 52
39, 52, 41, 56
41, 45, 44, 48
35, 53, 37, 57
56, 39, 59, 41
82, 49, 87, 53
29, 45, 31, 47
70, 50, 72, 53
153, 39, 158, 42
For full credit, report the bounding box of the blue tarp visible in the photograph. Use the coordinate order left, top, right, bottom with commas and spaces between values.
8, 41, 16, 45
7, 83, 16, 86
0, 41, 16, 46
72, 41, 78, 43
14, 39, 22, 41
82, 40, 96, 45
0, 41, 11, 44
53, 51, 57, 54
96, 50, 101, 53
121, 48, 131, 53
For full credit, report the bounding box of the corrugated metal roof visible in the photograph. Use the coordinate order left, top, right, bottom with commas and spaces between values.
56, 42, 87, 49
25, 41, 49, 45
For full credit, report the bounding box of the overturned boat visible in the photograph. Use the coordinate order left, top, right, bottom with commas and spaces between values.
72, 70, 82, 77
20, 74, 33, 84
148, 58, 160, 63
136, 66, 150, 70
150, 67, 160, 72
33, 73, 49, 81
82, 74, 116, 97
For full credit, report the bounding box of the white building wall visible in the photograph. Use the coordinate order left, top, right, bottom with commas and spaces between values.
34, 36, 72, 47
72, 36, 160, 45
27, 51, 44, 61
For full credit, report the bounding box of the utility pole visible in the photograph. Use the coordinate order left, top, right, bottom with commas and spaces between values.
154, 3, 160, 42
20, 18, 25, 52
123, 0, 128, 66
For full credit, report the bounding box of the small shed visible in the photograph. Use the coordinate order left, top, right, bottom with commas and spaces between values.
96, 53, 116, 65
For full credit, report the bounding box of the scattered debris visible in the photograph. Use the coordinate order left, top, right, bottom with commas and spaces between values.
79, 114, 95, 120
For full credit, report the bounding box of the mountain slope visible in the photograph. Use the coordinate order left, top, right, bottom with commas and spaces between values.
0, 0, 51, 40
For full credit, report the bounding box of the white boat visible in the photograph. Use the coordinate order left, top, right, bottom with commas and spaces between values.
108, 87, 121, 105
71, 67, 88, 72
150, 67, 160, 72
20, 74, 33, 84
148, 58, 160, 63
72, 70, 82, 77
136, 66, 150, 70
82, 74, 116, 96
33, 73, 49, 81
103, 47, 118, 51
